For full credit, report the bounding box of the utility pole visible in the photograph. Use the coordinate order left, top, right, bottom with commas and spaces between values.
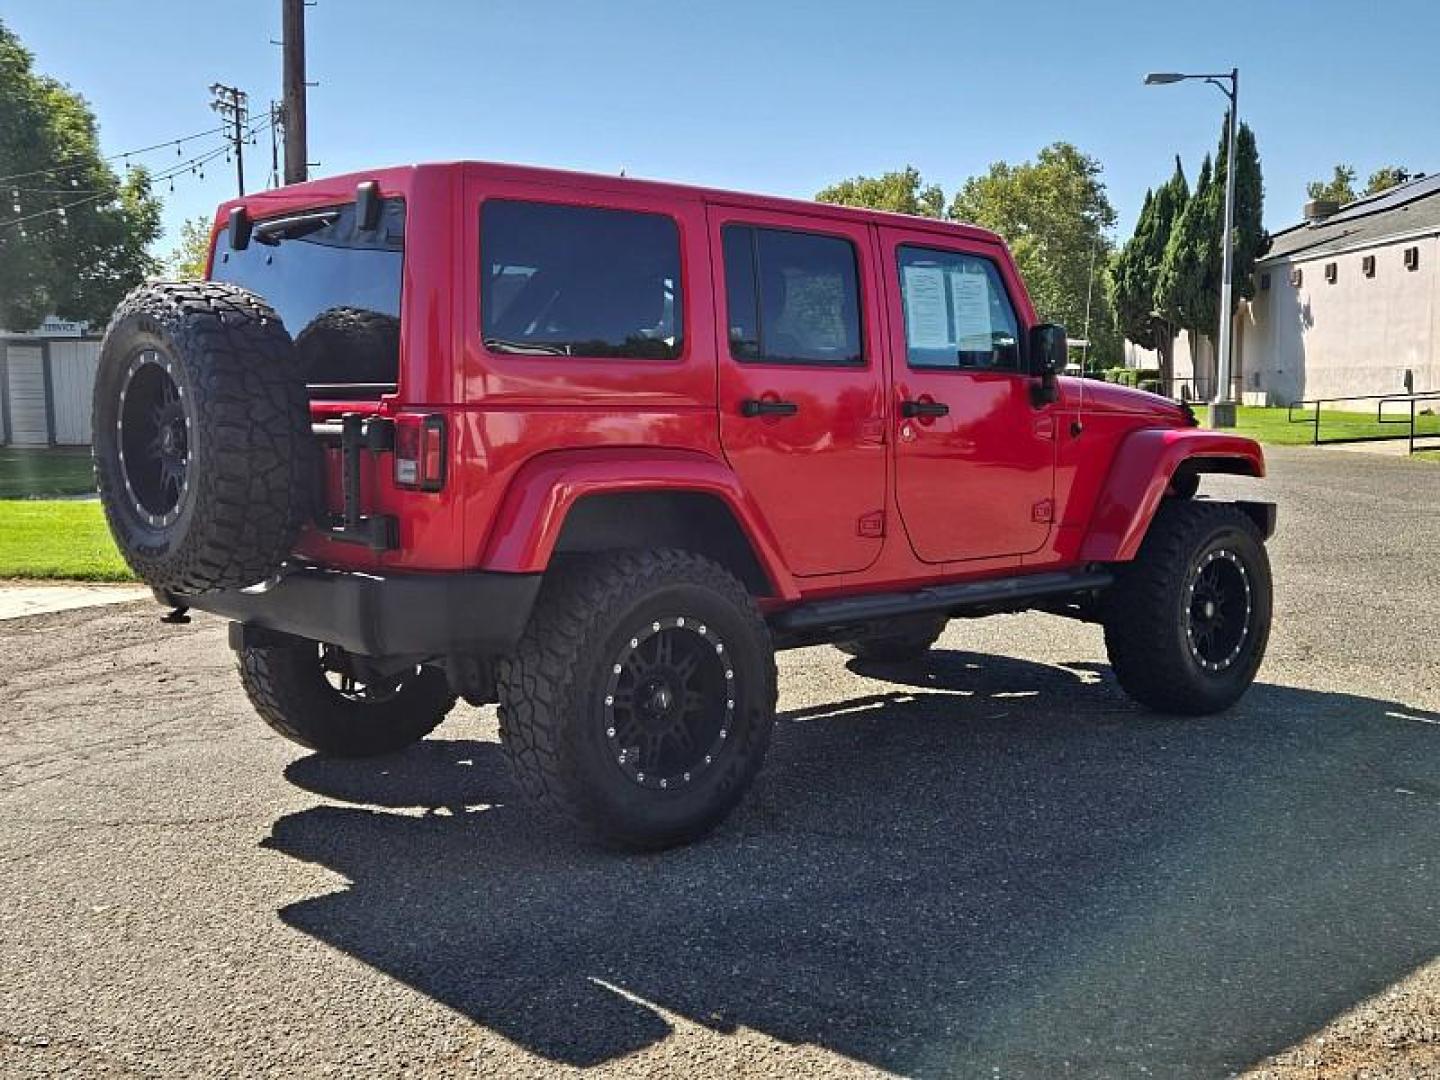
209, 83, 249, 196
282, 0, 309, 185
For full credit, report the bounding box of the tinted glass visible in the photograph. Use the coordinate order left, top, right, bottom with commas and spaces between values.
897, 246, 1021, 370
481, 200, 682, 359
212, 199, 404, 388
722, 225, 863, 366
722, 225, 760, 360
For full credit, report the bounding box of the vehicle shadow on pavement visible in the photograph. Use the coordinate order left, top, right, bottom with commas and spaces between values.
266, 649, 1440, 1076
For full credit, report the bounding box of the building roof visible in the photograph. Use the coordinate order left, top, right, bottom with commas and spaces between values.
1260, 171, 1440, 264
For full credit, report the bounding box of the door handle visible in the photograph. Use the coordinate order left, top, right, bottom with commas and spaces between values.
900, 399, 949, 418
740, 398, 799, 418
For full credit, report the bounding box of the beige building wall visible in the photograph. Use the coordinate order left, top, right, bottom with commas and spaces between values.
1248, 233, 1440, 404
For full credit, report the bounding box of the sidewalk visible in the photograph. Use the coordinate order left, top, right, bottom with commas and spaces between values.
0, 583, 151, 621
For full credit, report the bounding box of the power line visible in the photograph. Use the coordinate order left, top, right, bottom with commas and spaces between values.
0, 125, 229, 184
0, 116, 267, 235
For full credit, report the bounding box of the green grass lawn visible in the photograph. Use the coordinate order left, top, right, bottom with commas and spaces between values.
0, 447, 96, 498
1201, 404, 1440, 447
0, 500, 133, 582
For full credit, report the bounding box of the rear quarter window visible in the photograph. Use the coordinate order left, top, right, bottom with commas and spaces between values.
480, 200, 683, 360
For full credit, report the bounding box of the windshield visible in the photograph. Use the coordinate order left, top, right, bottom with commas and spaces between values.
211, 198, 405, 393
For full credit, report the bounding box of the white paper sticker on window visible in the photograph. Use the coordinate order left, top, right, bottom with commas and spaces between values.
949, 269, 992, 351
903, 263, 950, 349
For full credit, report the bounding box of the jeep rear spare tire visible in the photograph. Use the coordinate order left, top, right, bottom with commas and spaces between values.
93, 281, 315, 595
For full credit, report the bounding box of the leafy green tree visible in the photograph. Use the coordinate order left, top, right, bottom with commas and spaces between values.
0, 19, 161, 330
815, 166, 944, 218
1156, 119, 1266, 361
948, 142, 1120, 364
1155, 156, 1216, 348
1307, 164, 1357, 204
1109, 157, 1188, 386
1365, 165, 1412, 195
166, 216, 213, 280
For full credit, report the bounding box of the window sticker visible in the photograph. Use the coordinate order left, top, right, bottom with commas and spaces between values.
902, 263, 950, 349
949, 268, 993, 352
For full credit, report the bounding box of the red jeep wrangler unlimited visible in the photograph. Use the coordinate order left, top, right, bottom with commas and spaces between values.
93, 162, 1274, 849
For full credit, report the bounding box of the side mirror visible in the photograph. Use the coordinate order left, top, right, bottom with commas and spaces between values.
1027, 323, 1067, 405
1028, 323, 1068, 375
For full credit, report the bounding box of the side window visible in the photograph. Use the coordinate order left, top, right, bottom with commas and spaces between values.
480, 200, 682, 359
722, 224, 863, 366
897, 245, 1021, 371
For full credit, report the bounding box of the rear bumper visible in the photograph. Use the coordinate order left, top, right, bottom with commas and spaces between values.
167, 567, 542, 658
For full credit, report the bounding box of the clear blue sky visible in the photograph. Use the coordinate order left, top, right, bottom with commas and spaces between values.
7, 0, 1438, 257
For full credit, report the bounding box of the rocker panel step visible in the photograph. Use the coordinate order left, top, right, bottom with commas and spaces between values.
772, 568, 1114, 633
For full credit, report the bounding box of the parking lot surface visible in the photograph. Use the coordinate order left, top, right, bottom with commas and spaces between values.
2, 446, 1438, 1078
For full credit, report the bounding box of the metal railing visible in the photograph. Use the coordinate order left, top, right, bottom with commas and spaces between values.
1286, 392, 1440, 454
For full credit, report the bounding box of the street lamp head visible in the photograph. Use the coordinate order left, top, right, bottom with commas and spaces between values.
1144, 72, 1187, 85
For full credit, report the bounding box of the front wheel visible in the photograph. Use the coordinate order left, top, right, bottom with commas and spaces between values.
1102, 502, 1272, 715
497, 550, 777, 850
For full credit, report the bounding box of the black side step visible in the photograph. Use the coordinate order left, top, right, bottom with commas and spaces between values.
772, 568, 1113, 634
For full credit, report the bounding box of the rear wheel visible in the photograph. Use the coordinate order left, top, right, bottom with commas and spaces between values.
238, 637, 456, 756
497, 550, 776, 850
836, 615, 946, 663
1102, 502, 1272, 715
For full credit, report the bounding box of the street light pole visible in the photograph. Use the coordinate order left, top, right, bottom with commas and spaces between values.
1144, 67, 1241, 428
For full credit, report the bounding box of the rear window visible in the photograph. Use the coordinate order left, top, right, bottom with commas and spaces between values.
481, 200, 682, 360
211, 198, 405, 392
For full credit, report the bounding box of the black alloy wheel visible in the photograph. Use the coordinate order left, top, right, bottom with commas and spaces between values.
117, 350, 192, 530
603, 616, 736, 792
1101, 500, 1273, 716
497, 549, 777, 849
1185, 548, 1253, 673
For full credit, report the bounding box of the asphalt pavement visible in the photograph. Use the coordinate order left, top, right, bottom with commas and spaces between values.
2, 445, 1438, 1078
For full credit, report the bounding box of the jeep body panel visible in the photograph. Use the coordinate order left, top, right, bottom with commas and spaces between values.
1078, 427, 1266, 562
478, 446, 800, 601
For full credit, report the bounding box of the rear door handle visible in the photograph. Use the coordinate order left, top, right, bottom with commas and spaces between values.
740, 398, 799, 418
900, 399, 949, 418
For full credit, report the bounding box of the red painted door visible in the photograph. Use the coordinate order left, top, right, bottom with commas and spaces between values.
708, 206, 887, 577
879, 227, 1056, 563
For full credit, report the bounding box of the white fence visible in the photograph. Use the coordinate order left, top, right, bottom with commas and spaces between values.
1, 336, 102, 446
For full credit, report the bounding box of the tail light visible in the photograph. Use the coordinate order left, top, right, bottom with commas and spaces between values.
393, 413, 446, 491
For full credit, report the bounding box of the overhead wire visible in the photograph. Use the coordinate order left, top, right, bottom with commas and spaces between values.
0, 116, 268, 235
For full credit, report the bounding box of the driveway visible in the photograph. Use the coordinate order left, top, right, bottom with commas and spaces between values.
2, 446, 1437, 1078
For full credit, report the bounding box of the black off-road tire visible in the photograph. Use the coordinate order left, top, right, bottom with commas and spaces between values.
93, 281, 314, 595
238, 638, 456, 756
1102, 501, 1272, 715
836, 616, 947, 663
497, 550, 777, 850
294, 306, 400, 385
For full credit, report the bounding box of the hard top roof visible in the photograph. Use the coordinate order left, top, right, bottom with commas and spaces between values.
219, 160, 1006, 247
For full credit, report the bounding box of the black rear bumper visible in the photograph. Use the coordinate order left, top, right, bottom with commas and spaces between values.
167, 567, 542, 658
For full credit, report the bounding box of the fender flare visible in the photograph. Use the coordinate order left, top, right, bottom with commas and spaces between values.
1078, 428, 1266, 562
478, 447, 800, 600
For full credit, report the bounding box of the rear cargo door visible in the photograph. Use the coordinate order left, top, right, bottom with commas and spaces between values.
707, 206, 887, 577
